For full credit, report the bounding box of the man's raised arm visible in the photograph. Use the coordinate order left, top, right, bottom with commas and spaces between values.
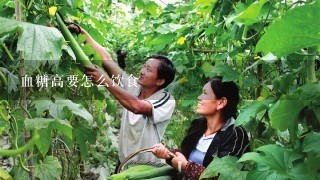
72, 25, 123, 77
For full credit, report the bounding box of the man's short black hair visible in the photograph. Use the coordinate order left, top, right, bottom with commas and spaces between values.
148, 54, 175, 89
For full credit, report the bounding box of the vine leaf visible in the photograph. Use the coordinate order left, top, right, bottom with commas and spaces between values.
0, 17, 65, 73
155, 23, 183, 34
32, 99, 93, 122
25, 118, 73, 156
231, 0, 268, 26
211, 64, 239, 82
0, 167, 12, 180
235, 100, 271, 126
135, 0, 160, 16
73, 122, 97, 159
269, 94, 305, 143
303, 132, 320, 158
238, 144, 306, 179
0, 67, 19, 93
256, 1, 320, 56
200, 156, 247, 180
270, 83, 320, 143
34, 156, 62, 180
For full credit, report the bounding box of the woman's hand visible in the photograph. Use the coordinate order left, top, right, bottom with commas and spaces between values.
171, 152, 188, 172
152, 144, 171, 159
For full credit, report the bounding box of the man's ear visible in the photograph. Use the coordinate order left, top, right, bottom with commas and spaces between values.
217, 97, 227, 110
156, 79, 165, 87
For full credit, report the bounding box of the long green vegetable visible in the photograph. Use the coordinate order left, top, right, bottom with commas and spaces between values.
126, 166, 177, 180
0, 131, 39, 156
55, 13, 94, 67
0, 70, 7, 87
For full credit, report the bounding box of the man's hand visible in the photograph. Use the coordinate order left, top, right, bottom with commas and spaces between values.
67, 23, 82, 34
84, 65, 110, 86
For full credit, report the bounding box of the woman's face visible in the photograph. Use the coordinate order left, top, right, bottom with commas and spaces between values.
196, 82, 220, 116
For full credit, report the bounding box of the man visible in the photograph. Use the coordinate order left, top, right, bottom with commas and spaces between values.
70, 25, 176, 164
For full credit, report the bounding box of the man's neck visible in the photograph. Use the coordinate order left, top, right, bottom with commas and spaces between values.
139, 86, 160, 99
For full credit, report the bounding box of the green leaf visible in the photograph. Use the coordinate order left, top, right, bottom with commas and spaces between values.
56, 100, 93, 121
32, 99, 93, 122
0, 67, 19, 93
145, 0, 159, 16
238, 144, 304, 179
235, 100, 271, 126
298, 82, 320, 101
106, 98, 117, 118
305, 152, 320, 178
0, 17, 19, 34
269, 94, 305, 131
200, 156, 246, 180
0, 167, 12, 180
303, 132, 320, 158
135, 0, 160, 16
211, 64, 240, 82
10, 165, 28, 180
73, 122, 97, 158
148, 34, 175, 51
256, 1, 320, 57
34, 156, 62, 180
25, 118, 73, 156
200, 62, 214, 78
36, 129, 52, 157
233, 0, 268, 25
155, 23, 183, 34
196, 0, 215, 7
0, 17, 65, 73
25, 118, 72, 139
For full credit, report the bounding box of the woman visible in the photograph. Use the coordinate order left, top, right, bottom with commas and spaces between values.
152, 77, 249, 179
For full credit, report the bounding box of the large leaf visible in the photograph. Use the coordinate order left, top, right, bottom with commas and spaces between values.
10, 166, 28, 180
0, 67, 19, 93
269, 94, 305, 131
36, 129, 52, 157
73, 122, 97, 158
32, 99, 93, 122
34, 156, 62, 180
235, 100, 271, 126
0, 17, 65, 73
135, 0, 160, 16
25, 118, 73, 156
305, 152, 320, 179
297, 82, 320, 101
200, 156, 246, 180
303, 132, 320, 158
256, 1, 320, 57
211, 64, 240, 82
238, 144, 305, 179
232, 0, 268, 25
155, 23, 183, 34
0, 167, 12, 180
25, 118, 72, 139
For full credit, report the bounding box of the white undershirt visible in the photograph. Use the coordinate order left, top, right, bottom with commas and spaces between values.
188, 133, 216, 165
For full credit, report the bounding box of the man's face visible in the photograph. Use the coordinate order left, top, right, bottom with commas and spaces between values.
138, 58, 164, 88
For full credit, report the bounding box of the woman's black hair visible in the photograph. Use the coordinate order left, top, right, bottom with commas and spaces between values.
180, 77, 240, 161
209, 77, 239, 121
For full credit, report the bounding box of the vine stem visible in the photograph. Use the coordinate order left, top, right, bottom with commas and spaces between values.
15, 0, 34, 178
1, 41, 14, 61
304, 47, 317, 83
